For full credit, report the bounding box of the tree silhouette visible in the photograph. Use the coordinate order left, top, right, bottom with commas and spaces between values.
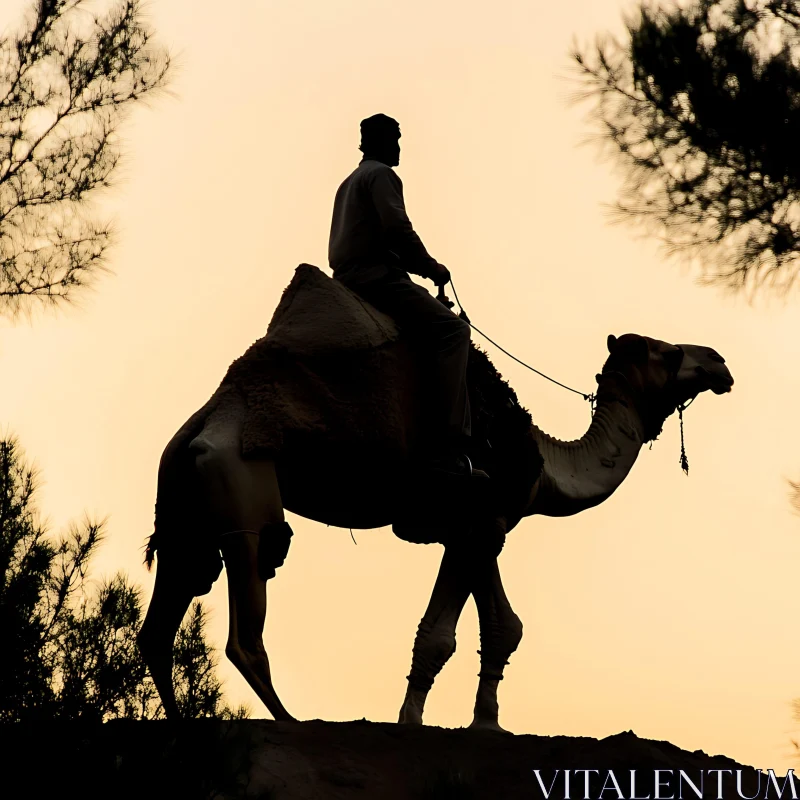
0, 436, 246, 721
0, 0, 170, 316
574, 0, 800, 293
575, 3, 800, 748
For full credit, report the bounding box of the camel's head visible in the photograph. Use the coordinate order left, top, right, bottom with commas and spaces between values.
601, 334, 734, 440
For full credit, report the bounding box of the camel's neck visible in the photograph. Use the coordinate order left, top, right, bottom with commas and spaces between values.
525, 376, 653, 518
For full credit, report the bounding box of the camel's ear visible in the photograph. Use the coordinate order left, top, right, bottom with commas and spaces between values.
627, 336, 650, 364
608, 333, 649, 363
614, 335, 649, 364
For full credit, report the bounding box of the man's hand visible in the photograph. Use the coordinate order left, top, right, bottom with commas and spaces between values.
429, 262, 451, 287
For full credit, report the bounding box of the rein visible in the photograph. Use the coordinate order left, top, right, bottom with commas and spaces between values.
439, 281, 597, 413
440, 279, 692, 474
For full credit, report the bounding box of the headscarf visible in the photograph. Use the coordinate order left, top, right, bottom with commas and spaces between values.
359, 114, 400, 152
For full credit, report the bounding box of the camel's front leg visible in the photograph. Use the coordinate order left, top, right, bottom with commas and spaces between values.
399, 546, 472, 724
469, 557, 522, 732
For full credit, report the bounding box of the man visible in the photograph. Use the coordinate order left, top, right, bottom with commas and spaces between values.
329, 113, 485, 480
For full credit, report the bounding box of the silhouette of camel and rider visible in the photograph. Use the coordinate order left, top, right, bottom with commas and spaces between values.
329, 113, 487, 482
138, 112, 735, 727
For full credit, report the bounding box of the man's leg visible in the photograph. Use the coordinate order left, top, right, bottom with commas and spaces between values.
339, 270, 475, 469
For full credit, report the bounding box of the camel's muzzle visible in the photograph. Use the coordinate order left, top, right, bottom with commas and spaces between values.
697, 365, 734, 394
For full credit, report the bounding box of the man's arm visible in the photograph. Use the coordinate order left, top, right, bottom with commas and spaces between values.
368, 167, 443, 280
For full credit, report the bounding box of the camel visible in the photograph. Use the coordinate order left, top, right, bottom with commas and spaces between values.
137, 265, 734, 730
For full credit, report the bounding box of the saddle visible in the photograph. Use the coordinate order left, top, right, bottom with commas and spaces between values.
220, 263, 414, 460
188, 264, 539, 545
265, 263, 400, 355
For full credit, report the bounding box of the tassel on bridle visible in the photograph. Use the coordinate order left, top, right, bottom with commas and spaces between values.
677, 397, 695, 475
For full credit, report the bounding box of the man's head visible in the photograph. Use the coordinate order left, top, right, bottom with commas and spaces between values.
359, 113, 401, 167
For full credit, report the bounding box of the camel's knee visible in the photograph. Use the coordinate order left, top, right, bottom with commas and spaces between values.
419, 620, 457, 665
480, 609, 523, 669
258, 521, 293, 581
503, 612, 524, 654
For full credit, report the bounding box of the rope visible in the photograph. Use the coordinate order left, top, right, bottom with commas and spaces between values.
446, 278, 597, 413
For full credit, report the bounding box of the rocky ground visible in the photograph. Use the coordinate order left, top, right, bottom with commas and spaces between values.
0, 719, 767, 799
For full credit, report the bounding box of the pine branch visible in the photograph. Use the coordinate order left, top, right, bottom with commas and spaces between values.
0, 0, 170, 316
573, 0, 800, 293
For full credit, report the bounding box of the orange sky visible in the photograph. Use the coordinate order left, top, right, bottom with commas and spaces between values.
2, 0, 800, 772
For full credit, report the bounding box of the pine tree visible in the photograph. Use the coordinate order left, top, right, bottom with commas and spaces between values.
0, 0, 170, 315
574, 0, 800, 293
0, 436, 246, 721
0, 436, 62, 720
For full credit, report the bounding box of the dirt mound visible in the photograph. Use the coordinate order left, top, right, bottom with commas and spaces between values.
0, 719, 765, 799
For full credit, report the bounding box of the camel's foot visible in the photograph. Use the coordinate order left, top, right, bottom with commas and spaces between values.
265, 697, 296, 722
468, 716, 512, 734
230, 648, 296, 722
397, 687, 427, 725
470, 676, 512, 734
398, 705, 423, 725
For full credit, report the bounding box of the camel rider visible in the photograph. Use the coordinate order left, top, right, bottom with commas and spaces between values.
329, 114, 485, 480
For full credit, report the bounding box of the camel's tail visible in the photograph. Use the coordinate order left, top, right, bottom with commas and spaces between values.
143, 496, 169, 571
145, 462, 198, 575
144, 530, 160, 571
144, 398, 217, 575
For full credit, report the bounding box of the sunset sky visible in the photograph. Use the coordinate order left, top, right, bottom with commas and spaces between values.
2, 0, 800, 772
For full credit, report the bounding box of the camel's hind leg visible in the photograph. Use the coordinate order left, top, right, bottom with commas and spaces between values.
220, 529, 294, 721
138, 560, 195, 720
190, 400, 294, 721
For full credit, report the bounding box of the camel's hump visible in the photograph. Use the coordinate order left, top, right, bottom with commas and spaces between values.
265, 264, 400, 355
